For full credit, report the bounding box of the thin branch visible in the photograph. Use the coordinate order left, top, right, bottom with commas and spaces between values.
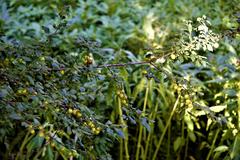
94, 61, 149, 68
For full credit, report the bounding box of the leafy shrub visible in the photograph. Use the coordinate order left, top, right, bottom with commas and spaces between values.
0, 0, 240, 160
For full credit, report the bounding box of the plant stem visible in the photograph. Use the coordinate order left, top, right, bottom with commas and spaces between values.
16, 131, 33, 160
120, 139, 123, 160
184, 134, 189, 160
33, 147, 44, 160
166, 122, 171, 160
143, 101, 159, 160
135, 80, 150, 160
152, 94, 180, 160
4, 130, 26, 160
238, 91, 240, 129
118, 97, 130, 160
206, 129, 220, 160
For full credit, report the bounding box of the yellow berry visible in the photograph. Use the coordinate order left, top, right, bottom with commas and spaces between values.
60, 70, 65, 75
30, 129, 35, 134
177, 87, 182, 92
68, 152, 73, 157
72, 109, 78, 115
22, 89, 27, 94
184, 94, 189, 99
186, 99, 191, 105
94, 128, 101, 135
38, 126, 44, 130
76, 112, 82, 118
45, 136, 50, 140
39, 131, 45, 137
142, 70, 147, 75
116, 91, 121, 96
122, 99, 127, 105
173, 85, 178, 90
50, 142, 55, 148
88, 121, 95, 128
170, 54, 176, 60
92, 127, 96, 132
119, 93, 124, 99
39, 57, 45, 61
90, 123, 95, 128
68, 108, 73, 114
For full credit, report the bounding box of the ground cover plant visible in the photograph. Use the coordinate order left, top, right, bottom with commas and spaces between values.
0, 0, 240, 159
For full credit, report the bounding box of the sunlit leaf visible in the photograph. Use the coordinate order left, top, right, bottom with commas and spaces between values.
213, 145, 228, 152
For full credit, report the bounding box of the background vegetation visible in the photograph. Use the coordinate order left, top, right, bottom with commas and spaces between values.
0, 0, 239, 159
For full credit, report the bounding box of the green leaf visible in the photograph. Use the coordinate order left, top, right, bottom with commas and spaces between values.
9, 113, 22, 120
188, 131, 196, 142
231, 133, 240, 159
27, 136, 44, 152
43, 145, 54, 160
184, 113, 194, 131
209, 105, 227, 113
174, 137, 184, 152
213, 145, 228, 153
132, 78, 146, 101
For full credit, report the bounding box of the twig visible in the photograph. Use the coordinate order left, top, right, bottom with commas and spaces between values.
94, 61, 149, 68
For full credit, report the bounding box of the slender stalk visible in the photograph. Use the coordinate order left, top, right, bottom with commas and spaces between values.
166, 122, 171, 160
184, 134, 189, 160
206, 129, 220, 160
238, 91, 240, 129
16, 131, 33, 160
4, 130, 25, 159
33, 147, 44, 160
178, 119, 185, 157
120, 139, 123, 160
135, 80, 150, 160
152, 94, 180, 160
143, 101, 159, 160
118, 97, 130, 160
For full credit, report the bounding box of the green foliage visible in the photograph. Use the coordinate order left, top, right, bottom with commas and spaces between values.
0, 0, 240, 160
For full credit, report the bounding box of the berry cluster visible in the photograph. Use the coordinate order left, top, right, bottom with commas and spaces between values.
183, 94, 193, 108
84, 121, 101, 135
67, 108, 82, 118
173, 83, 183, 93
116, 89, 128, 105
83, 55, 93, 66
